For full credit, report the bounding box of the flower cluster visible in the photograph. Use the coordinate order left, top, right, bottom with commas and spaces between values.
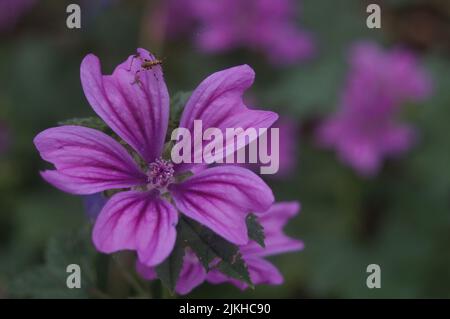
151, 0, 315, 65
316, 42, 432, 176
34, 48, 302, 291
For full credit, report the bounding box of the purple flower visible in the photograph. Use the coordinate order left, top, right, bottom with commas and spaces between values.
154, 0, 315, 65
192, 0, 315, 65
0, 0, 35, 32
316, 42, 432, 176
137, 201, 303, 294
34, 48, 277, 267
148, 0, 197, 40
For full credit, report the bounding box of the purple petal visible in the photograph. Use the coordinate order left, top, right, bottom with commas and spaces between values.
170, 166, 274, 245
177, 65, 278, 171
207, 257, 283, 290
34, 126, 146, 195
241, 201, 304, 257
245, 257, 283, 286
80, 49, 169, 163
136, 261, 157, 280
175, 251, 207, 295
136, 250, 206, 295
93, 190, 178, 266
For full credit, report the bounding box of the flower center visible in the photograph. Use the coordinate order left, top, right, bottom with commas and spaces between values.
147, 158, 174, 189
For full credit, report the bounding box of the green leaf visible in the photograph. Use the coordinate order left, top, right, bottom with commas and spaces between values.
155, 233, 185, 294
178, 217, 253, 287
167, 91, 191, 139
246, 214, 265, 248
217, 255, 254, 289
170, 91, 191, 120
58, 117, 109, 133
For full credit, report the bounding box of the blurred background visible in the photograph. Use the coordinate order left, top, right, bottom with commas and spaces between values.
1, 0, 450, 298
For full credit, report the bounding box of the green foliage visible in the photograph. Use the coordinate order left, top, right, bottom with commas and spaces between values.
178, 217, 253, 287
9, 229, 97, 298
155, 233, 186, 294
246, 214, 265, 248
58, 117, 109, 133
167, 91, 192, 139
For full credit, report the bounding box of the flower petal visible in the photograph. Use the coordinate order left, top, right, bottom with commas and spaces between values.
136, 250, 206, 295
136, 261, 157, 280
93, 190, 178, 266
175, 251, 207, 295
170, 166, 274, 245
245, 257, 283, 287
177, 65, 278, 171
80, 49, 169, 163
241, 201, 304, 257
34, 125, 146, 195
206, 257, 283, 290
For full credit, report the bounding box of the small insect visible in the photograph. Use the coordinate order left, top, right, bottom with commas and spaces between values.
128, 53, 163, 86
141, 58, 163, 70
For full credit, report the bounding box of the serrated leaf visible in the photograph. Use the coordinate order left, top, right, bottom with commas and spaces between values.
217, 254, 254, 289
178, 217, 253, 287
58, 117, 109, 132
155, 233, 185, 294
246, 213, 265, 248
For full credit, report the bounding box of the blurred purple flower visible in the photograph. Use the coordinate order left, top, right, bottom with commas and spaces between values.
153, 0, 315, 65
0, 0, 36, 32
137, 201, 303, 294
34, 48, 276, 267
316, 42, 432, 177
148, 0, 197, 40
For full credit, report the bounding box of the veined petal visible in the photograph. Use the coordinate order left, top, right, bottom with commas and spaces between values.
170, 166, 274, 245
80, 49, 169, 163
34, 126, 146, 195
177, 65, 278, 171
93, 190, 178, 267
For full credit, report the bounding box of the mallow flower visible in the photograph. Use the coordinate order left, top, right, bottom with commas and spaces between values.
151, 0, 315, 65
316, 42, 432, 176
34, 48, 277, 267
193, 0, 315, 65
137, 201, 303, 294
